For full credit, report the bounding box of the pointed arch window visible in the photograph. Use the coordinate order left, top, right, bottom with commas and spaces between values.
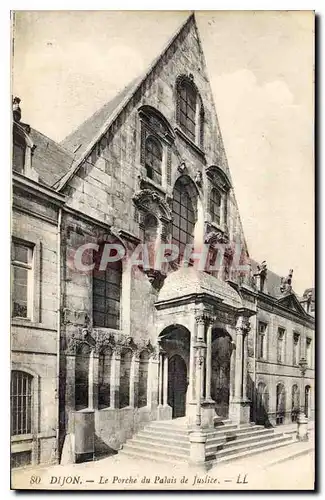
145, 136, 162, 185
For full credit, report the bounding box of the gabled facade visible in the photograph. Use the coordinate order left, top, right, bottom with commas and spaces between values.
11, 13, 314, 467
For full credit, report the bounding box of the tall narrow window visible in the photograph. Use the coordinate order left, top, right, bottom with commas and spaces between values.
98, 347, 112, 409
291, 384, 299, 422
11, 371, 33, 436
75, 344, 90, 411
256, 382, 269, 425
258, 322, 267, 359
138, 351, 149, 408
11, 241, 33, 319
145, 137, 162, 185
304, 385, 310, 417
277, 328, 285, 363
276, 383, 286, 425
293, 333, 300, 366
178, 81, 197, 141
171, 176, 197, 264
119, 349, 132, 409
306, 338, 312, 367
93, 246, 122, 329
210, 188, 222, 226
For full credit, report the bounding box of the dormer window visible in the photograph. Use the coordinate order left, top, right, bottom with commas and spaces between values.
145, 136, 162, 185
12, 97, 38, 180
13, 133, 26, 174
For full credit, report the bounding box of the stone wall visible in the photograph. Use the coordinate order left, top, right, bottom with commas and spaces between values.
11, 197, 60, 465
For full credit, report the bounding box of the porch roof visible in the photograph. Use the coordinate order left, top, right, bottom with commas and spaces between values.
157, 267, 242, 308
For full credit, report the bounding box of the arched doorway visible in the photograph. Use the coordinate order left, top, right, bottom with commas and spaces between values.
168, 355, 187, 418
256, 382, 269, 425
305, 385, 311, 417
276, 383, 286, 425
211, 329, 232, 418
158, 325, 190, 419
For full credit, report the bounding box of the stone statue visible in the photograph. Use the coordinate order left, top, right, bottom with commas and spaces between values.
253, 260, 267, 292
13, 97, 21, 122
195, 170, 202, 187
256, 260, 267, 278
280, 269, 293, 294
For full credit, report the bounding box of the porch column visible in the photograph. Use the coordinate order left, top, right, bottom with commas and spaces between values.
229, 315, 251, 424
234, 327, 244, 400
196, 315, 206, 341
65, 353, 76, 432
88, 349, 99, 410
110, 348, 121, 409
229, 340, 236, 398
130, 353, 139, 408
158, 351, 163, 405
163, 354, 168, 405
205, 320, 213, 401
242, 333, 248, 400
195, 315, 206, 399
148, 352, 159, 409
189, 319, 196, 402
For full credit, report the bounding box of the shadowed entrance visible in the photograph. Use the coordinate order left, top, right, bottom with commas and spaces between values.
168, 354, 187, 418
211, 328, 232, 418
158, 325, 190, 419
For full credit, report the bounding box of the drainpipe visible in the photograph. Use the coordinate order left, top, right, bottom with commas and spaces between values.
55, 207, 62, 463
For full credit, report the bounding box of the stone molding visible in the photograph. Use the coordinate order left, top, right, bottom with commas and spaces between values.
65, 329, 156, 358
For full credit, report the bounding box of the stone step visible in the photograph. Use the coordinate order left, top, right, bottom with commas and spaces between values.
132, 434, 190, 449
119, 448, 187, 465
146, 421, 253, 436
120, 434, 294, 467
206, 428, 275, 449
214, 436, 295, 465
207, 425, 269, 441
120, 441, 189, 461
206, 430, 279, 456
209, 434, 293, 460
137, 429, 190, 442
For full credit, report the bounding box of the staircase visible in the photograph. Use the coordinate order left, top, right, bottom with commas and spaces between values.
119, 418, 294, 466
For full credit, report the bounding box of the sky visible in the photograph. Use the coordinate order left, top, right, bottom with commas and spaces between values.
11, 10, 315, 295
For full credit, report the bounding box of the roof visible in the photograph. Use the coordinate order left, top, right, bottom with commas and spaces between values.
29, 127, 74, 187
250, 259, 290, 299
54, 13, 196, 191
60, 76, 142, 157
157, 267, 242, 308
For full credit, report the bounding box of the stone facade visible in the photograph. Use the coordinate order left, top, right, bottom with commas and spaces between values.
11, 14, 314, 467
